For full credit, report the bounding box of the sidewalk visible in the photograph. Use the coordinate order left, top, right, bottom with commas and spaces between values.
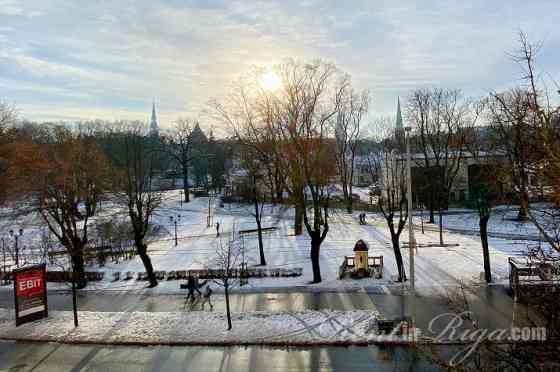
0, 308, 416, 346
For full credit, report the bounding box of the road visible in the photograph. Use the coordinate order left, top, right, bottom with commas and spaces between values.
0, 341, 437, 372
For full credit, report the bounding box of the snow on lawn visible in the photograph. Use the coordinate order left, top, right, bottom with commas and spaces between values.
431, 204, 556, 239
1, 190, 532, 295
0, 308, 388, 345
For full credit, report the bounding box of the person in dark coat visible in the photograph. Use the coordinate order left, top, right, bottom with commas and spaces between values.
185, 275, 196, 301
216, 221, 220, 237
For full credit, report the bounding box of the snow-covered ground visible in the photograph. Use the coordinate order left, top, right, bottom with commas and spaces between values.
1, 190, 538, 295
431, 206, 549, 238
0, 308, 394, 345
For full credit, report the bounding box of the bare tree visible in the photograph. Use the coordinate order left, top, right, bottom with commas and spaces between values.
0, 101, 18, 204
272, 61, 343, 283
13, 126, 109, 288
164, 118, 202, 203
240, 148, 268, 266
406, 88, 472, 245
214, 60, 351, 283
334, 85, 369, 213
110, 122, 162, 287
212, 229, 242, 330
0, 101, 17, 131
463, 100, 502, 282
366, 120, 408, 281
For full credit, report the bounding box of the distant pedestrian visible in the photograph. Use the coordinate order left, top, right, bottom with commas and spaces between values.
185, 275, 196, 302
362, 213, 367, 225
216, 222, 220, 237
194, 276, 203, 296
200, 284, 213, 310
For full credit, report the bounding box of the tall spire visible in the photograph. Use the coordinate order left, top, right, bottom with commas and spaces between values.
149, 100, 159, 136
396, 97, 403, 132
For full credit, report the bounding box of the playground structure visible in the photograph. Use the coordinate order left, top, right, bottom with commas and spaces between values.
339, 239, 384, 279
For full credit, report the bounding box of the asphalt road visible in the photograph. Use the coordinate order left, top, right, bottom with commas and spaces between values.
0, 341, 441, 372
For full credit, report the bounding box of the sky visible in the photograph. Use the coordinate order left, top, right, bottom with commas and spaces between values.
1, 0, 559, 134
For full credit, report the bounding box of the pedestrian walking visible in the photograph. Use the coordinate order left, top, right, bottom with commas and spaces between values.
216, 221, 220, 237
185, 275, 196, 302
194, 276, 203, 296
200, 284, 213, 310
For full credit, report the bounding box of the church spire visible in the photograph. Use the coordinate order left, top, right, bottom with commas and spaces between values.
395, 97, 403, 132
149, 100, 159, 136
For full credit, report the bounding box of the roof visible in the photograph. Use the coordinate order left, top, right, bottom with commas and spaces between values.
353, 239, 369, 252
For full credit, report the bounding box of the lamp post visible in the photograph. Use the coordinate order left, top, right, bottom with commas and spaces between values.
9, 228, 23, 268
170, 215, 181, 246
179, 190, 183, 207
404, 127, 416, 293
1, 238, 6, 284
207, 192, 213, 227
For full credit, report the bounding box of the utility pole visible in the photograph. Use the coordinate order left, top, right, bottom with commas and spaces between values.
207, 193, 213, 227
405, 126, 416, 342
405, 127, 416, 293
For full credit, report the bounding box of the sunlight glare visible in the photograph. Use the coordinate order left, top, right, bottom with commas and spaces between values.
259, 69, 281, 91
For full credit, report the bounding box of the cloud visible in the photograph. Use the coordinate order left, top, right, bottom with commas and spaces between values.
0, 0, 40, 17
0, 0, 558, 128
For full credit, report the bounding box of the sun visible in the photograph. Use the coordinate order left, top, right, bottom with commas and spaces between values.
259, 69, 281, 91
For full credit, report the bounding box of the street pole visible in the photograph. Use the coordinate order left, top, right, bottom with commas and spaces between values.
207, 193, 213, 227
405, 127, 415, 293
174, 219, 178, 246
15, 235, 18, 267
2, 238, 5, 284
405, 126, 416, 342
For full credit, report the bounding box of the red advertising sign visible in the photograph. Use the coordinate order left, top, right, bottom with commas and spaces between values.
14, 264, 48, 326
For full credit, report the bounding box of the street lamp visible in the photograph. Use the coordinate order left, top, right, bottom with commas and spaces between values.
169, 215, 181, 246
9, 228, 23, 267
404, 127, 416, 293
207, 193, 214, 227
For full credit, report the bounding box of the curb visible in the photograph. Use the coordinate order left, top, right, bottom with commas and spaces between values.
0, 335, 416, 347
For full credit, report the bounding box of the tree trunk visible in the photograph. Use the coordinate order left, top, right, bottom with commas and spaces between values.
225, 282, 232, 330
480, 214, 492, 283
310, 234, 322, 283
294, 202, 304, 236
70, 250, 87, 289
137, 241, 158, 287
517, 190, 529, 221
293, 186, 304, 235
183, 166, 190, 203
254, 196, 266, 266
347, 182, 353, 214
346, 197, 353, 214
391, 235, 407, 282
71, 277, 78, 327
428, 187, 435, 223
438, 207, 444, 245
